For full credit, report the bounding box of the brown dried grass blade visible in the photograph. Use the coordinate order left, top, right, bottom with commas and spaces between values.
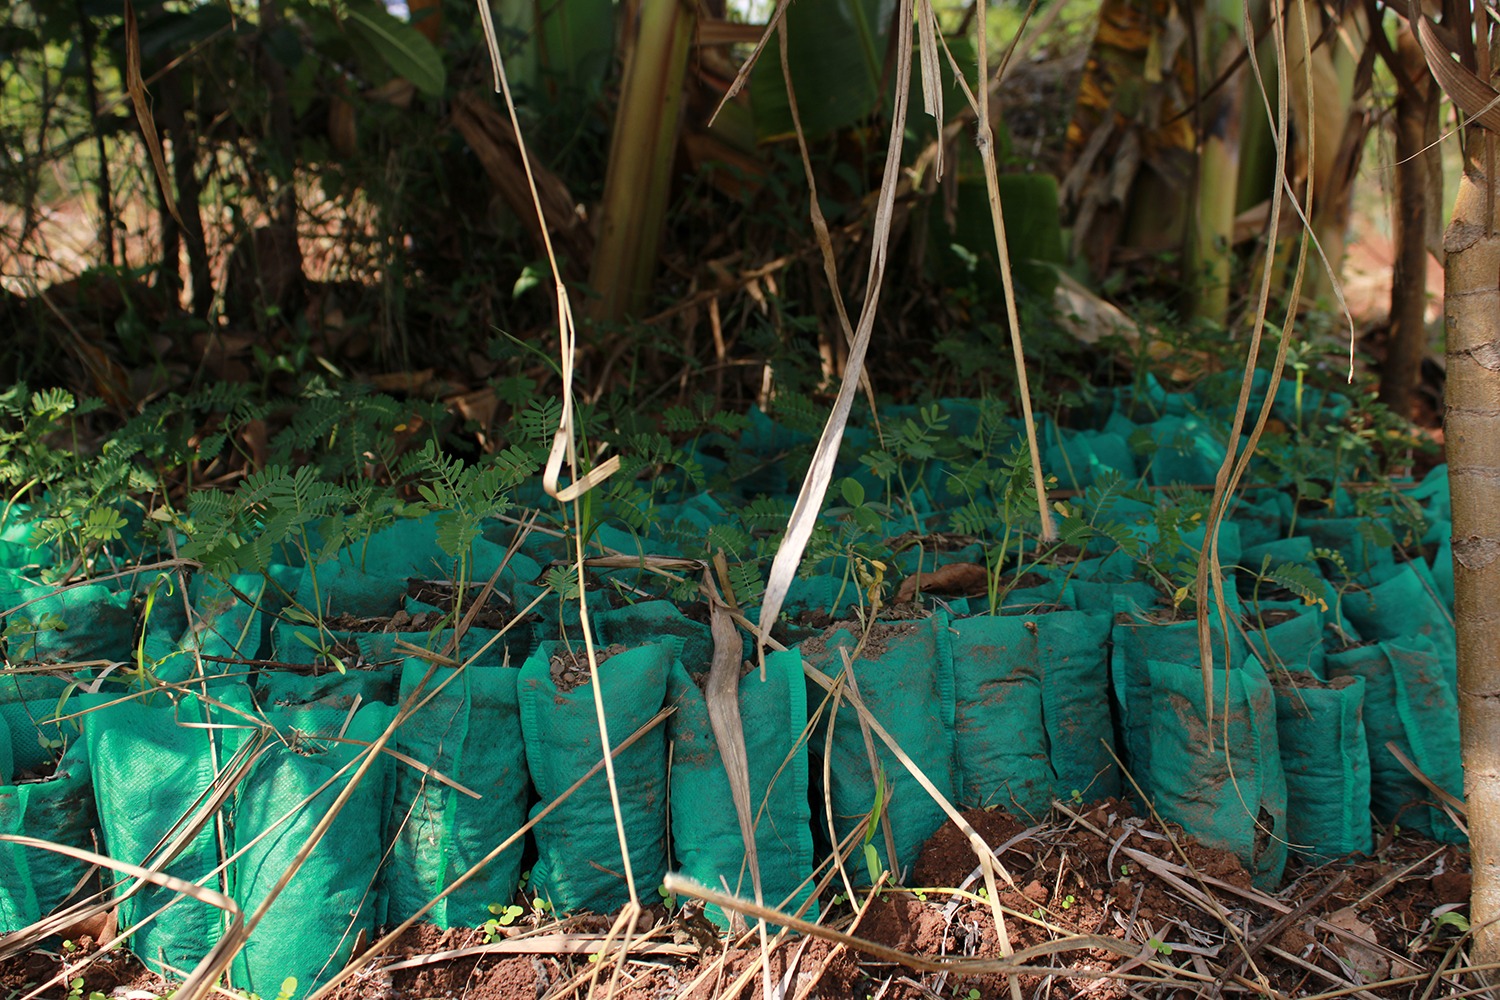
1412, 1, 1500, 132
701, 560, 773, 999
663, 873, 1159, 980
1195, 0, 1311, 739
756, 0, 917, 654
0, 839, 242, 999
123, 0, 184, 229
303, 706, 675, 1000
776, 18, 880, 433
915, 0, 944, 179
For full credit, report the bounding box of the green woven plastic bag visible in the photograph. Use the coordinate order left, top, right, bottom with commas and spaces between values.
1326, 635, 1464, 842
1340, 563, 1455, 686
385, 660, 529, 928
1112, 596, 1247, 797
597, 601, 716, 672
1145, 657, 1287, 889
665, 650, 815, 928
0, 735, 96, 933
1272, 674, 1372, 861
230, 704, 391, 999
950, 610, 1115, 816
1243, 605, 1326, 679
802, 612, 957, 884
85, 692, 234, 975
9, 581, 134, 664
519, 641, 671, 914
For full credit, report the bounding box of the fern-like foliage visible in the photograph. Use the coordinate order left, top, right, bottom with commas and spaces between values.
1261, 560, 1330, 610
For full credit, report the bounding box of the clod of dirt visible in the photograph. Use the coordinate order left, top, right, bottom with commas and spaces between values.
549, 643, 627, 692
1269, 672, 1358, 692
798, 618, 924, 662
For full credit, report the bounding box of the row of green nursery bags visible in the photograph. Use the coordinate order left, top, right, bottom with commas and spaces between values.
0, 549, 818, 999
0, 486, 1468, 998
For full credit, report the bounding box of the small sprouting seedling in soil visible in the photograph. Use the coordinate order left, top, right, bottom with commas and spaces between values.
832, 893, 849, 906
1069, 789, 1084, 805
1432, 910, 1470, 939
657, 884, 677, 908
483, 902, 526, 941
62, 939, 76, 952
1060, 894, 1075, 910
977, 887, 988, 901
1148, 938, 1172, 956
274, 978, 297, 1000
1031, 907, 1045, 920
65, 978, 106, 1000
1119, 863, 1132, 876
861, 768, 889, 886
286, 609, 348, 674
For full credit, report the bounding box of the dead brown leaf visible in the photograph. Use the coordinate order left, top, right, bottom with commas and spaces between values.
895, 562, 990, 602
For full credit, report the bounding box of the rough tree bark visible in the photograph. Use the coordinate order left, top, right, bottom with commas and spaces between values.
1380, 23, 1438, 420
1444, 158, 1500, 983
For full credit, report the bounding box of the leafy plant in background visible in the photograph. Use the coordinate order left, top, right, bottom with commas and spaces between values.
1243, 555, 1329, 614
858, 403, 958, 529
0, 386, 143, 581
810, 477, 892, 624
402, 438, 534, 609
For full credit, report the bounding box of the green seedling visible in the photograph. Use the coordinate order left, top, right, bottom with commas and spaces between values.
482, 902, 526, 942
64, 978, 106, 1000
1433, 910, 1470, 938
2, 611, 66, 661
862, 767, 889, 886
1148, 937, 1172, 956
1060, 894, 1075, 910
287, 608, 348, 674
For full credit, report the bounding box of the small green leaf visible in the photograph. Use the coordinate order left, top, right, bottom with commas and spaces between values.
513, 265, 544, 298
840, 476, 864, 508
1434, 911, 1470, 934
863, 842, 882, 886
865, 776, 885, 846
344, 1, 446, 97
292, 630, 323, 651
